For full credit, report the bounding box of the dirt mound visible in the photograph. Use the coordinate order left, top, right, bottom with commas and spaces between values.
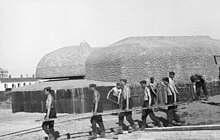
178, 95, 220, 125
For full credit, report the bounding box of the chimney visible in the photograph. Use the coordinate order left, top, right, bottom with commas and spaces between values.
21, 75, 23, 78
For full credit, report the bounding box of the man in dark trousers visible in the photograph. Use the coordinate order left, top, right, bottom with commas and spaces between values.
162, 77, 181, 126
42, 87, 57, 140
88, 84, 105, 139
115, 79, 137, 134
190, 74, 208, 101
140, 80, 163, 130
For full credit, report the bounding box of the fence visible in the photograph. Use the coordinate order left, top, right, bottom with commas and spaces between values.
11, 81, 220, 113
12, 86, 114, 113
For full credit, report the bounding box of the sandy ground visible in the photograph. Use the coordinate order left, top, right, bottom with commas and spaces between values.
178, 95, 220, 125
0, 95, 220, 140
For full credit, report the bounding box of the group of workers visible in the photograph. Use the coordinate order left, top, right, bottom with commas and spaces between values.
42, 72, 209, 140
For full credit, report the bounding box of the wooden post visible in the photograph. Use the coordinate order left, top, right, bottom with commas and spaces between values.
22, 91, 25, 112
71, 89, 75, 114
81, 88, 85, 113
12, 92, 15, 113
41, 90, 44, 113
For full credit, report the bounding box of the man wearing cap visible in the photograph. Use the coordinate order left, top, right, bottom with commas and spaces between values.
190, 74, 208, 101
42, 87, 57, 140
140, 80, 163, 130
89, 84, 105, 139
115, 79, 137, 134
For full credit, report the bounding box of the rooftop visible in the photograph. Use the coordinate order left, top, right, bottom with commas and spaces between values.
0, 78, 38, 83
12, 79, 115, 91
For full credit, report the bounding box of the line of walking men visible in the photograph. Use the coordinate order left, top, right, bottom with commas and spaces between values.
42, 72, 209, 139
88, 72, 209, 139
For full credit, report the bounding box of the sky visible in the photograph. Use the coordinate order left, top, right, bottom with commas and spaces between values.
1, 0, 220, 77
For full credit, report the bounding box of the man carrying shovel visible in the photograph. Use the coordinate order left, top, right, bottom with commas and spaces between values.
190, 74, 208, 101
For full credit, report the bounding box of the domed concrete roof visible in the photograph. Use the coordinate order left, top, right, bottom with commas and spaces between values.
36, 42, 92, 79
86, 36, 220, 83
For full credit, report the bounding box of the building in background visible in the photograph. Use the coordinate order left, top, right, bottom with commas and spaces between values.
0, 76, 39, 91
0, 68, 8, 78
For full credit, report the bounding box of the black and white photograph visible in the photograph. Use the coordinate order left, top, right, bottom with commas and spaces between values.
0, 0, 220, 139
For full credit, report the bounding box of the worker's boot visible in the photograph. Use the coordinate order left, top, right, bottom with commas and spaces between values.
172, 120, 182, 126
98, 121, 105, 137
157, 121, 163, 127
48, 134, 55, 140
204, 96, 209, 101
139, 125, 146, 131
115, 126, 123, 135
198, 96, 201, 101
99, 131, 106, 138
139, 122, 149, 131
88, 133, 97, 140
129, 125, 137, 133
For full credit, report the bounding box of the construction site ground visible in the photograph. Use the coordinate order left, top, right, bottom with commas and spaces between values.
0, 95, 220, 140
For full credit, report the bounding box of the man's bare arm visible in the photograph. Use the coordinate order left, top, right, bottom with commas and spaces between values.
147, 88, 152, 106
126, 87, 130, 110
174, 85, 179, 95
192, 83, 196, 99
46, 96, 52, 119
94, 92, 98, 113
118, 90, 121, 103
107, 88, 113, 99
150, 85, 157, 97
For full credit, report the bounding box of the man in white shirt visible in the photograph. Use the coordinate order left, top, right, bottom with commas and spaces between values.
140, 80, 163, 130
168, 72, 179, 103
149, 77, 158, 104
115, 79, 137, 134
107, 83, 122, 109
162, 77, 181, 126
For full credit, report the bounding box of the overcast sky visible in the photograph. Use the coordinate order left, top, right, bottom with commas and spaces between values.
1, 0, 220, 77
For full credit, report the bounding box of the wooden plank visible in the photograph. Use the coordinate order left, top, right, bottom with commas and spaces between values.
36, 102, 186, 122
143, 124, 220, 131
70, 102, 188, 121
119, 130, 220, 140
